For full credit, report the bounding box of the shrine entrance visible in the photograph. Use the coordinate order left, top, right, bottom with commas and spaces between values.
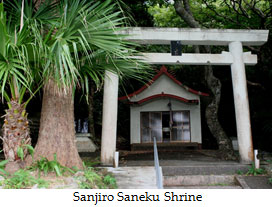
100, 27, 269, 165
141, 111, 191, 143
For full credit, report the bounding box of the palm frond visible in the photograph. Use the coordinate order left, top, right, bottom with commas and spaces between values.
0, 2, 40, 102
2, 0, 152, 99
41, 0, 151, 92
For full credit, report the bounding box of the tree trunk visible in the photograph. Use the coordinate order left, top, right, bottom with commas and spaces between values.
88, 81, 96, 138
32, 79, 83, 169
204, 66, 235, 158
1, 100, 31, 161
174, 0, 235, 157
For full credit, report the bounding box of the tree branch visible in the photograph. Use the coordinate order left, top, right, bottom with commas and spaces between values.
173, 0, 201, 28
202, 0, 250, 29
237, 0, 250, 18
183, 0, 193, 17
243, 0, 266, 18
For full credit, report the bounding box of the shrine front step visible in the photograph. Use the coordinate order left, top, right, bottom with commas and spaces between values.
162, 164, 249, 176
164, 175, 238, 187
131, 142, 199, 151
162, 164, 249, 189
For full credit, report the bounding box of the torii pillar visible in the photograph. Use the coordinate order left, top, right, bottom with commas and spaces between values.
229, 41, 253, 163
100, 71, 119, 165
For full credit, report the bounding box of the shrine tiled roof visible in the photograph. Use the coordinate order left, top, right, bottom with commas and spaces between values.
119, 65, 209, 102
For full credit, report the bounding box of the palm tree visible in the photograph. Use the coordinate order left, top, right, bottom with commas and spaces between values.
0, 1, 42, 164
6, 0, 150, 169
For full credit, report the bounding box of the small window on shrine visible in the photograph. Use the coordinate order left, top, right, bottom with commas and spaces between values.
140, 111, 191, 143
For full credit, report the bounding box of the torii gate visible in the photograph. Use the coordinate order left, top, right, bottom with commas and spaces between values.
100, 27, 269, 165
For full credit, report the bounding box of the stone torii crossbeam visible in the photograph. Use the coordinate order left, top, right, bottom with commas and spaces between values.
100, 27, 269, 165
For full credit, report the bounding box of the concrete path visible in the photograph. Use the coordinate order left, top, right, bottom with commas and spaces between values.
106, 166, 157, 189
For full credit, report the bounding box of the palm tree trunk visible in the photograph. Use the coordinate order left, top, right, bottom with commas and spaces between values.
33, 79, 83, 169
2, 100, 31, 161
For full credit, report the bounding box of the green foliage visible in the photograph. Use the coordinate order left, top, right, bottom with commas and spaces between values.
103, 175, 117, 188
17, 144, 35, 161
0, 169, 48, 189
202, 0, 272, 29
236, 163, 267, 176
29, 154, 75, 177
25, 144, 34, 158
78, 167, 102, 189
2, 0, 152, 105
82, 157, 101, 167
0, 159, 9, 176
236, 170, 244, 175
246, 163, 266, 176
17, 147, 24, 161
266, 159, 272, 164
8, 0, 150, 93
0, 158, 116, 189
147, 0, 225, 28
76, 167, 117, 189
148, 4, 186, 27
266, 159, 272, 185
0, 2, 40, 104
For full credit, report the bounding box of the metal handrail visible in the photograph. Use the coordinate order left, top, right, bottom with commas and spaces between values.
153, 137, 163, 189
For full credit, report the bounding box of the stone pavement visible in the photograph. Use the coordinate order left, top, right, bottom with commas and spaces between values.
105, 158, 272, 189
106, 166, 157, 189
241, 175, 272, 189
